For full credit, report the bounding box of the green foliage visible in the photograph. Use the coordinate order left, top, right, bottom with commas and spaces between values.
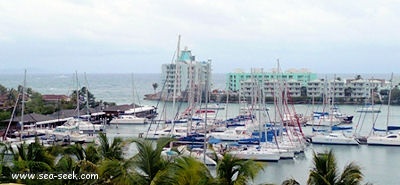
130, 137, 175, 185
0, 84, 7, 95
216, 153, 264, 185
0, 111, 11, 122
307, 150, 363, 185
97, 133, 125, 161
70, 86, 99, 108
97, 159, 141, 185
64, 143, 100, 164
152, 83, 158, 93
25, 92, 56, 114
390, 86, 400, 105
155, 156, 214, 185
282, 178, 300, 185
55, 155, 75, 172
0, 125, 373, 185
0, 83, 112, 120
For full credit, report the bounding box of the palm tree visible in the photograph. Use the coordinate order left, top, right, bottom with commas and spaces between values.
97, 137, 174, 185
97, 132, 125, 160
97, 158, 143, 185
7, 139, 55, 185
53, 145, 98, 185
45, 144, 64, 157
307, 150, 363, 185
64, 143, 100, 164
282, 178, 300, 185
12, 139, 55, 173
154, 156, 215, 185
152, 83, 159, 93
0, 142, 10, 182
216, 153, 264, 185
130, 137, 175, 185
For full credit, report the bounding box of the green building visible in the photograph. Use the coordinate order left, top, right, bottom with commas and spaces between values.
227, 68, 317, 91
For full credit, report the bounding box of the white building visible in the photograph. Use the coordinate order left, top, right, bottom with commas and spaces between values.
240, 78, 302, 101
328, 79, 346, 98
161, 47, 212, 99
307, 79, 325, 97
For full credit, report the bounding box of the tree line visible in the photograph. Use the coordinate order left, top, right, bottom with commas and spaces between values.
0, 134, 372, 185
0, 84, 115, 122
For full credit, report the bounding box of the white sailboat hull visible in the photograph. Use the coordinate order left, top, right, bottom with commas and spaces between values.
228, 148, 280, 162
311, 133, 359, 145
367, 134, 400, 146
110, 115, 148, 125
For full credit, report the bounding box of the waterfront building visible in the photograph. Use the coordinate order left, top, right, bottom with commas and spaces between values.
262, 79, 302, 98
345, 78, 388, 102
348, 79, 371, 100
233, 69, 390, 101
307, 79, 325, 98
306, 78, 345, 99
227, 68, 317, 92
240, 77, 302, 102
329, 78, 346, 98
286, 79, 302, 97
161, 47, 212, 100
229, 68, 315, 101
306, 77, 389, 102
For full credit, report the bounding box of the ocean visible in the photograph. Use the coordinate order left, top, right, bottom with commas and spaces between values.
1, 73, 399, 185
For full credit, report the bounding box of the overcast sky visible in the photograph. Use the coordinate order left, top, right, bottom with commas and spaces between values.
0, 0, 399, 74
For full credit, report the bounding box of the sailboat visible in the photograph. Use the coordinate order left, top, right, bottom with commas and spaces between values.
46, 72, 93, 143
3, 70, 37, 145
310, 75, 359, 145
307, 77, 340, 127
228, 61, 299, 161
110, 74, 148, 125
367, 73, 400, 146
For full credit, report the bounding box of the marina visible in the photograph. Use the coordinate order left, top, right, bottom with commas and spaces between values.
1, 2, 398, 184
1, 73, 400, 184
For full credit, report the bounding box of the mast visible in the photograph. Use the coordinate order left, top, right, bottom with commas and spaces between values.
276, 59, 284, 143
188, 59, 194, 133
20, 69, 26, 139
203, 60, 210, 164
131, 73, 136, 116
225, 87, 229, 121
76, 71, 80, 119
386, 73, 393, 135
330, 74, 336, 130
171, 34, 181, 129
84, 72, 90, 116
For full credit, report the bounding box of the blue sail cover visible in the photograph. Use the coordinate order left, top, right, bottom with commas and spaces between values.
373, 127, 387, 132
312, 125, 353, 132
331, 125, 353, 131
388, 126, 400, 131
312, 127, 327, 132
373, 125, 400, 132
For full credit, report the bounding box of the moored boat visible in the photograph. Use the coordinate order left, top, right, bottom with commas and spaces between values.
110, 115, 148, 125
310, 132, 359, 145
366, 132, 400, 146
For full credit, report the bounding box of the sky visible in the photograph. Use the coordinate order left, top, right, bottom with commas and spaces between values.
0, 0, 399, 74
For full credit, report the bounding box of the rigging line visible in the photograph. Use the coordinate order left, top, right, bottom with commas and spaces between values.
3, 93, 21, 140
285, 87, 304, 142
145, 39, 178, 140
145, 68, 170, 140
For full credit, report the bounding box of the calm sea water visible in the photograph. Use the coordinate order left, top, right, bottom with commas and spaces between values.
1, 73, 399, 185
